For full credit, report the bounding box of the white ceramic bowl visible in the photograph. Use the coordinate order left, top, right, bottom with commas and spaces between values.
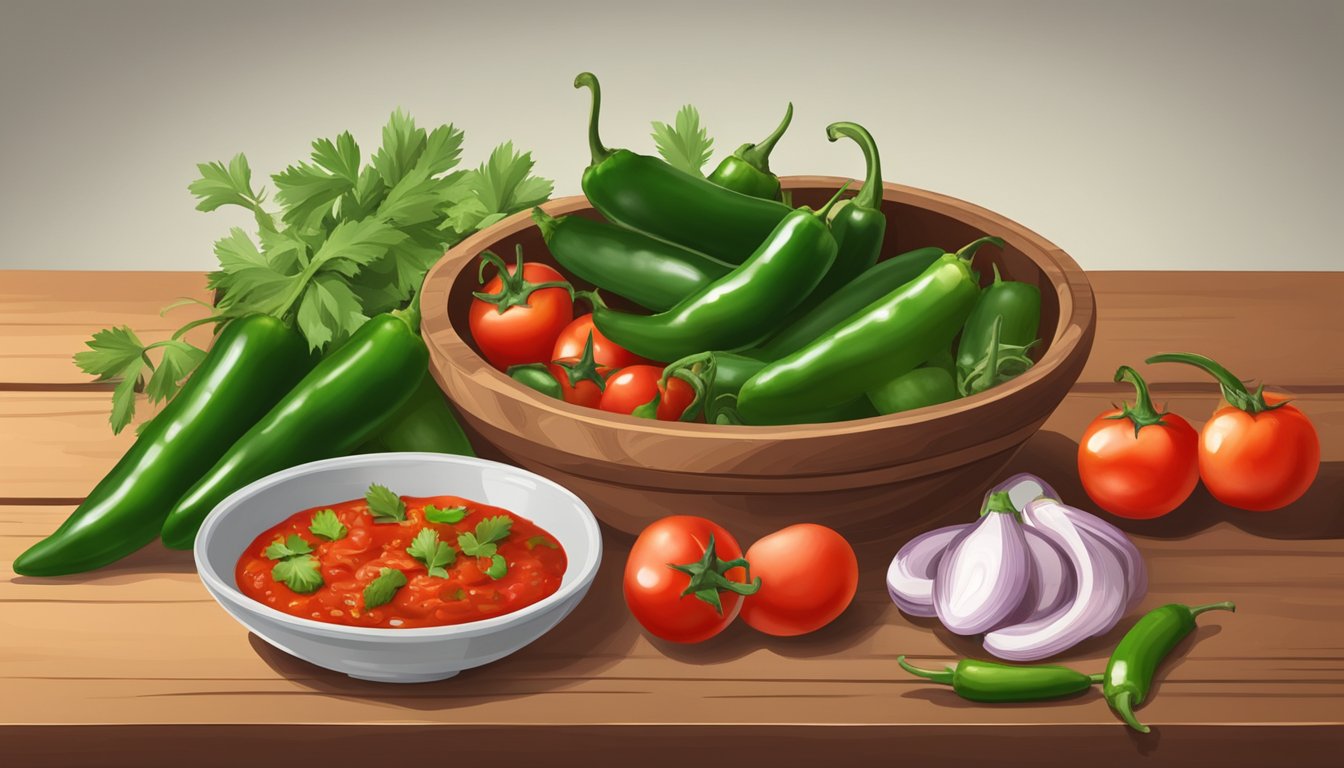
194, 452, 603, 683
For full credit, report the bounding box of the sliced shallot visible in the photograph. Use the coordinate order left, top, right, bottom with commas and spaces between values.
933, 499, 1030, 635
886, 524, 969, 617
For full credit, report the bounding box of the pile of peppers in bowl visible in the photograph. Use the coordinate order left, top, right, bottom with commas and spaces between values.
471, 72, 1043, 425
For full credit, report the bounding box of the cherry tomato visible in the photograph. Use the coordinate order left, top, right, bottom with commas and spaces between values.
598, 365, 695, 420
468, 248, 572, 371
623, 516, 757, 643
1078, 368, 1198, 519
552, 314, 648, 370
1197, 392, 1319, 511
739, 524, 858, 637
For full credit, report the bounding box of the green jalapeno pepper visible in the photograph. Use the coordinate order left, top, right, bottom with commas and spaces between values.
574, 72, 790, 265
14, 315, 313, 576
1105, 601, 1236, 733
790, 121, 888, 313
738, 244, 984, 422
706, 103, 793, 200
755, 244, 975, 360
532, 207, 730, 312
358, 370, 474, 457
663, 351, 874, 425
867, 366, 959, 415
159, 305, 429, 549
957, 264, 1042, 395
924, 346, 957, 378
507, 363, 564, 399
588, 187, 847, 363
899, 656, 1103, 703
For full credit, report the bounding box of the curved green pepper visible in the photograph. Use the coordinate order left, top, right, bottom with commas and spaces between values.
159, 307, 428, 549
533, 207, 730, 312
574, 72, 789, 265
589, 188, 846, 363
755, 246, 946, 360
14, 315, 313, 576
663, 351, 875, 426
899, 656, 1102, 703
358, 370, 474, 457
706, 102, 793, 200
868, 366, 958, 415
507, 363, 563, 399
738, 248, 982, 422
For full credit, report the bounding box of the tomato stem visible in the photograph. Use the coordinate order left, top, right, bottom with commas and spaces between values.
667, 533, 761, 615
552, 331, 610, 391
1110, 365, 1169, 437
472, 244, 574, 314
1145, 353, 1280, 414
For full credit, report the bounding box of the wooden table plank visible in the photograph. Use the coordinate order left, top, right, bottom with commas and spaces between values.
3, 271, 1340, 391
0, 270, 212, 389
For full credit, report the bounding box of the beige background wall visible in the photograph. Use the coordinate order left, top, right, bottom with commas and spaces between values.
0, 0, 1339, 271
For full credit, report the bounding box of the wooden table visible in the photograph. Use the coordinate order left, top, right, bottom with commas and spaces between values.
1, 270, 1341, 767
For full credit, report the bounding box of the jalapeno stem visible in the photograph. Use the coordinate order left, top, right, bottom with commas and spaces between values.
1189, 601, 1236, 617
896, 656, 956, 685
826, 122, 883, 210
1146, 352, 1278, 414
813, 181, 852, 220
573, 72, 613, 164
739, 102, 793, 172
955, 236, 1006, 263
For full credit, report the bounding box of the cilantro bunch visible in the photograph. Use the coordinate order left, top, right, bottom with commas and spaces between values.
76, 110, 553, 434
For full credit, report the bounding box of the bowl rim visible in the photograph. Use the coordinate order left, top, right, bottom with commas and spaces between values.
193, 452, 604, 641
421, 175, 1094, 441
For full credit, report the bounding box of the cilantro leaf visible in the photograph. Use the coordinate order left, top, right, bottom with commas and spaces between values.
525, 535, 559, 550
372, 109, 427, 188
272, 554, 323, 593
143, 340, 205, 405
365, 483, 406, 523
483, 554, 508, 580
273, 160, 354, 232
444, 142, 552, 233
107, 357, 145, 435
425, 504, 467, 524
189, 153, 265, 213
264, 534, 315, 560
311, 131, 362, 184
652, 105, 714, 177
406, 528, 456, 578
309, 509, 347, 541
295, 273, 368, 351
74, 326, 147, 434
363, 567, 407, 609
458, 515, 513, 557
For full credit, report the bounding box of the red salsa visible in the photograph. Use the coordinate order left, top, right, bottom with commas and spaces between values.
235, 488, 567, 629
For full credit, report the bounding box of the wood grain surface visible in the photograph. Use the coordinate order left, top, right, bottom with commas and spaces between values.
1, 270, 1341, 767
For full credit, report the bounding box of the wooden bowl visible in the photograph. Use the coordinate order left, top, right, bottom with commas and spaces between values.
421, 176, 1094, 543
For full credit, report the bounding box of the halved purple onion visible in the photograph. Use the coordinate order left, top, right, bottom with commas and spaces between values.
933, 511, 1030, 635
982, 498, 1129, 661
886, 524, 970, 617
998, 526, 1075, 628
982, 473, 1059, 515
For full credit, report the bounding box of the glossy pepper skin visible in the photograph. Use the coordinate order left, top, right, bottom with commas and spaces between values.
532, 207, 730, 312
670, 351, 874, 425
957, 264, 1041, 394
867, 366, 958, 415
790, 121, 888, 314
13, 315, 312, 576
159, 308, 428, 549
755, 246, 945, 360
508, 363, 563, 399
589, 192, 844, 363
358, 370, 474, 457
706, 102, 793, 200
738, 249, 982, 423
899, 656, 1103, 703
574, 72, 789, 265
1105, 602, 1235, 733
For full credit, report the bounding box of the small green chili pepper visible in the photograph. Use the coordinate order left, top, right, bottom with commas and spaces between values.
738, 242, 984, 422
1104, 601, 1236, 733
507, 363, 563, 399
662, 351, 874, 426
898, 656, 1103, 703
532, 207, 731, 312
707, 103, 793, 200
867, 366, 958, 415
956, 264, 1041, 394
924, 346, 957, 378
358, 370, 474, 457
574, 72, 789, 265
588, 186, 848, 363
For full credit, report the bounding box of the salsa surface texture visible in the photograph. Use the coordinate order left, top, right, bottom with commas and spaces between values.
236, 494, 567, 629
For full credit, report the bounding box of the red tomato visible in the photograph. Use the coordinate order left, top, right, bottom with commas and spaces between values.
1078, 408, 1200, 519
598, 365, 695, 420
623, 516, 755, 643
1197, 393, 1319, 511
739, 524, 858, 637
552, 314, 648, 370
547, 359, 610, 409
468, 252, 572, 371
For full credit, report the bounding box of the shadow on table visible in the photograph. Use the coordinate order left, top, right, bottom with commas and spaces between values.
1005, 431, 1344, 540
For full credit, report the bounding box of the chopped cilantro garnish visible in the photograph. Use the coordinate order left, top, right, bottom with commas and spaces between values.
272, 555, 323, 593
483, 554, 508, 580
365, 483, 406, 523
309, 509, 347, 541
264, 534, 314, 561
406, 528, 456, 578
457, 515, 513, 557
424, 503, 467, 524
363, 567, 407, 609
525, 535, 558, 550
